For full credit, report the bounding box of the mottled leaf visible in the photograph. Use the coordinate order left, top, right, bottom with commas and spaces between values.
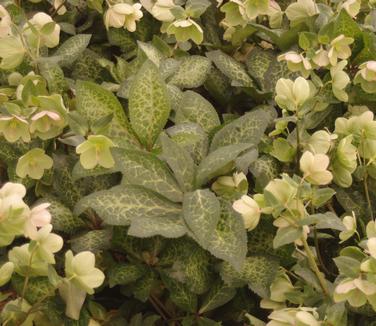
183, 189, 220, 249
74, 184, 181, 226
108, 264, 146, 287
175, 90, 220, 133
113, 148, 183, 202
128, 60, 171, 148
70, 229, 112, 253
196, 143, 253, 187
199, 281, 236, 313
54, 34, 91, 67
168, 55, 211, 88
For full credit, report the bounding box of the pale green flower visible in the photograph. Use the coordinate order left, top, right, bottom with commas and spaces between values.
0, 5, 12, 37
331, 135, 357, 187
140, 0, 175, 22
0, 182, 30, 247
0, 36, 25, 70
334, 277, 376, 307
267, 0, 282, 28
0, 114, 30, 142
330, 60, 350, 102
307, 130, 334, 154
220, 1, 247, 27
232, 195, 261, 230
24, 202, 51, 239
261, 271, 294, 309
328, 35, 354, 66
264, 176, 298, 207
64, 250, 105, 294
275, 77, 312, 111
16, 148, 53, 179
29, 110, 64, 140
278, 51, 312, 78
76, 135, 116, 169
0, 262, 14, 286
312, 47, 329, 67
339, 213, 357, 242
104, 3, 143, 32
212, 171, 248, 199
243, 0, 270, 20
354, 61, 376, 93
367, 221, 376, 238
267, 307, 322, 326
8, 244, 49, 276
341, 0, 361, 18
30, 224, 63, 264
300, 151, 333, 185
167, 18, 204, 44
53, 0, 67, 15
24, 12, 60, 48
285, 0, 319, 25
58, 279, 87, 320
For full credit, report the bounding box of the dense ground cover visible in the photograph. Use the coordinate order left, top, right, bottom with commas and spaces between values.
2, 0, 376, 325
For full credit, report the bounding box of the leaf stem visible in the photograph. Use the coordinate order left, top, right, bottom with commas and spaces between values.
302, 237, 329, 297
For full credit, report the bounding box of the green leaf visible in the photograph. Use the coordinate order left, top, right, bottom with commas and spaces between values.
301, 212, 345, 231
75, 80, 138, 147
39, 62, 68, 94
273, 226, 302, 249
175, 90, 220, 133
207, 200, 247, 271
74, 184, 181, 226
168, 55, 211, 89
220, 255, 279, 298
128, 60, 171, 148
11, 275, 55, 304
128, 214, 187, 238
183, 189, 220, 249
210, 106, 274, 151
54, 34, 92, 67
206, 50, 254, 88
204, 66, 232, 104
38, 195, 85, 235
160, 134, 195, 192
166, 123, 209, 164
196, 143, 253, 187
113, 148, 183, 202
199, 281, 236, 313
108, 264, 146, 287
70, 229, 112, 253
137, 41, 164, 67
161, 273, 198, 313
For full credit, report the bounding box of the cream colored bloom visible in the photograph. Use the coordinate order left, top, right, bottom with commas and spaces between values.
285, 0, 319, 24
341, 0, 361, 18
24, 202, 51, 238
339, 214, 357, 242
275, 77, 312, 111
64, 250, 105, 294
232, 195, 261, 230
26, 12, 60, 48
328, 35, 354, 66
300, 151, 333, 185
330, 60, 350, 102
104, 3, 143, 32
0, 5, 12, 37
354, 61, 376, 93
307, 130, 334, 154
278, 51, 312, 78
312, 47, 329, 67
140, 0, 175, 22
54, 0, 67, 15
30, 224, 63, 264
367, 238, 376, 258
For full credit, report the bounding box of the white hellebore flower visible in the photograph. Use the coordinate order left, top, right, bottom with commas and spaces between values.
300, 151, 333, 185
31, 224, 63, 264
232, 195, 261, 230
367, 237, 376, 258
0, 5, 12, 38
104, 3, 143, 32
330, 60, 350, 102
285, 0, 319, 24
24, 202, 51, 238
26, 13, 60, 48
328, 34, 354, 66
307, 130, 335, 154
278, 51, 312, 78
275, 77, 312, 112
341, 0, 361, 18
64, 250, 105, 294
339, 213, 357, 243
54, 0, 67, 15
140, 0, 175, 22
